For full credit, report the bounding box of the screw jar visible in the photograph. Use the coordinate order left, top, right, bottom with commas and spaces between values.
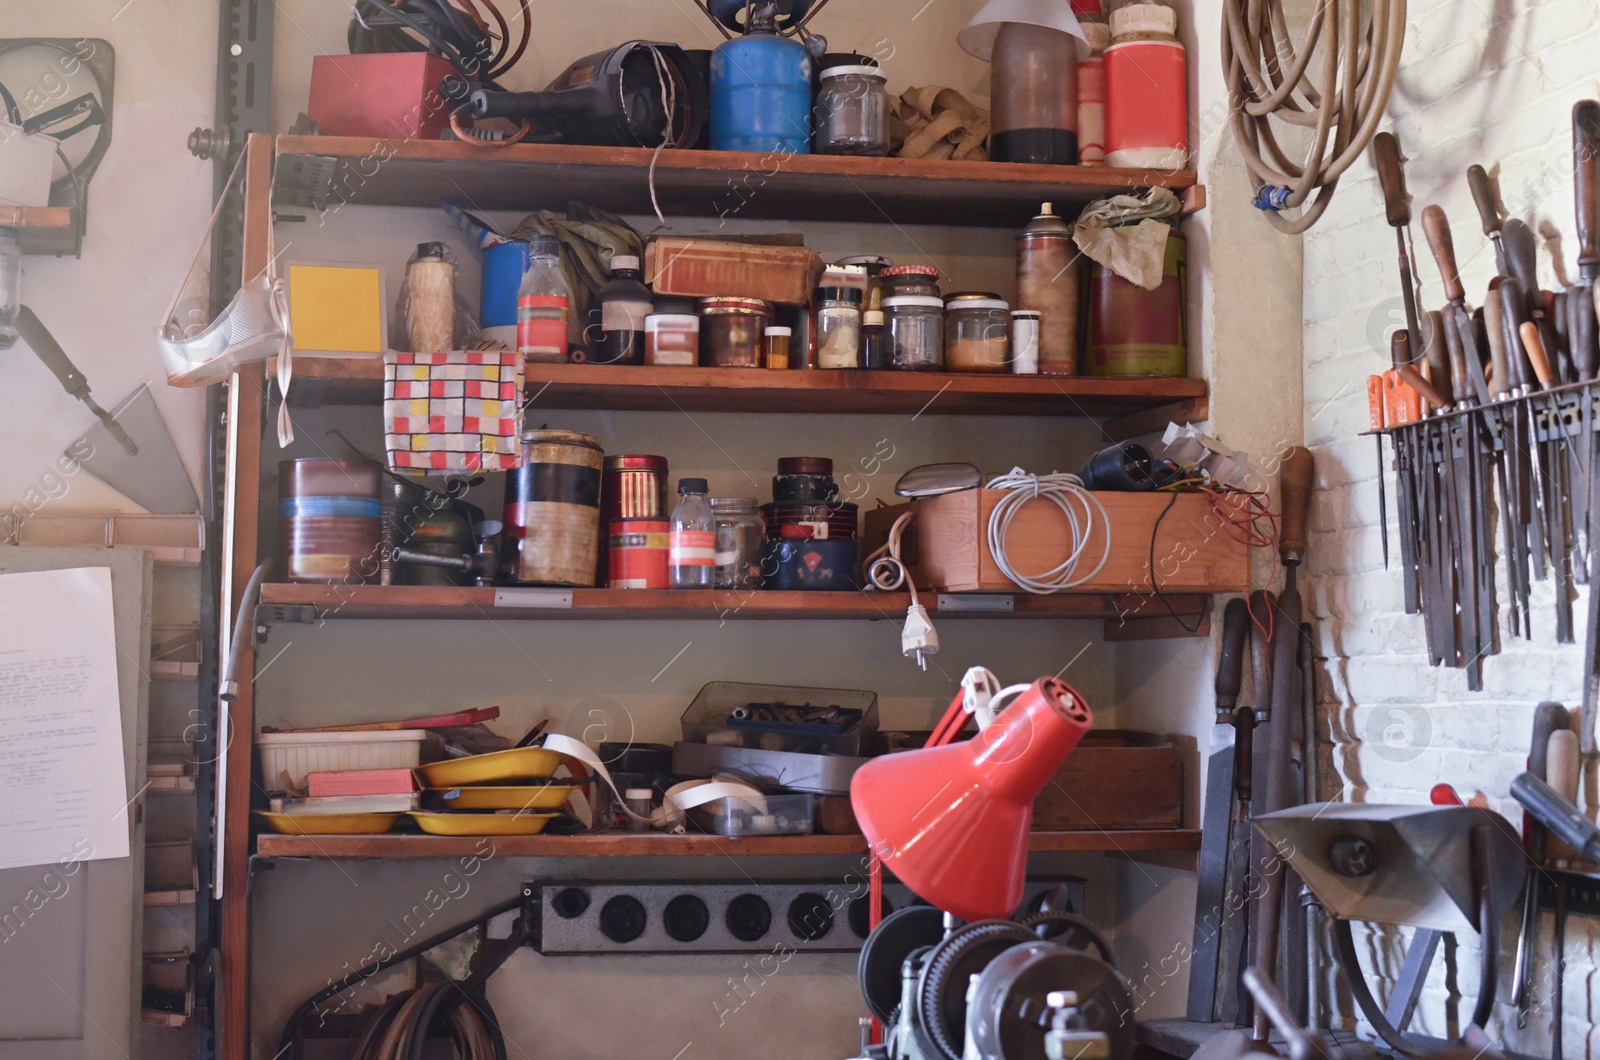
699, 297, 773, 367
943, 293, 1012, 372
815, 65, 890, 156
882, 295, 945, 370
813, 284, 864, 369
880, 264, 942, 299
710, 497, 766, 588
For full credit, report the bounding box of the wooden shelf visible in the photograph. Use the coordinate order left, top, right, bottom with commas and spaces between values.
255, 829, 1201, 862
0, 204, 78, 255
288, 357, 1207, 421
274, 135, 1200, 228
258, 583, 1209, 627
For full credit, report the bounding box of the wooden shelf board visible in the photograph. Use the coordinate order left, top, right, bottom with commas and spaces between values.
143, 888, 198, 908
255, 829, 1200, 860
275, 135, 1199, 228
258, 583, 1207, 623
289, 358, 1205, 416
0, 204, 77, 255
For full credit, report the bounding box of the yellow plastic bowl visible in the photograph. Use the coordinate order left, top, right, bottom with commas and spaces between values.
414, 747, 566, 788
409, 811, 559, 837
254, 810, 400, 835
429, 785, 576, 811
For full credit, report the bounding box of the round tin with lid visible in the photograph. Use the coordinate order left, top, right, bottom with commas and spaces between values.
881, 265, 942, 299
699, 297, 774, 367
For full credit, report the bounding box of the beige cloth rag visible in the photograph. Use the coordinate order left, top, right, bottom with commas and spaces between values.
891, 86, 991, 162
1072, 188, 1183, 290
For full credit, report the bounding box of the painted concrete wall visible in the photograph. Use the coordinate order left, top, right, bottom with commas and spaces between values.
0, 0, 214, 529
1298, 0, 1600, 1053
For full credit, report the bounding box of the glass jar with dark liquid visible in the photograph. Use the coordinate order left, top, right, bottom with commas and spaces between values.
990, 22, 1080, 165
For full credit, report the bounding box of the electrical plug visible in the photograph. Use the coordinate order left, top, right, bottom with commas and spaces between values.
901, 604, 938, 670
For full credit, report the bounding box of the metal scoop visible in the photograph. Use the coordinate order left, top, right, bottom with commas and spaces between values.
69, 383, 199, 513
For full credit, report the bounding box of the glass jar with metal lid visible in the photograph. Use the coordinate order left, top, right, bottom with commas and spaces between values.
882, 295, 945, 370
815, 65, 891, 156
699, 297, 774, 367
813, 278, 864, 369
709, 497, 765, 588
835, 254, 893, 311
881, 264, 942, 299
944, 292, 1012, 372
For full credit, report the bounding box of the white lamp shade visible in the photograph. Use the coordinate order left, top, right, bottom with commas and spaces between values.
958, 0, 1087, 60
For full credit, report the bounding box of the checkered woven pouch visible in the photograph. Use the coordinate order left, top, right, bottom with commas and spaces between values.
383, 351, 524, 475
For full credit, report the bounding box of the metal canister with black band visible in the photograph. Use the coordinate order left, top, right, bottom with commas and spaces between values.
501, 429, 605, 586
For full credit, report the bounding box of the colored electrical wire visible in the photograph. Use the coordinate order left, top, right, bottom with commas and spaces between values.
984, 468, 1110, 594
1145, 476, 1280, 636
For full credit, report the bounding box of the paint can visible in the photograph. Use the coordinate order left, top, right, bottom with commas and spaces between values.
279, 459, 383, 584
500, 429, 604, 586
608, 518, 670, 589
1084, 228, 1187, 377
599, 454, 669, 584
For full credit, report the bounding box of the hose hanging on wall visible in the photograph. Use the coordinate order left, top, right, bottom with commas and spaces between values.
1223, 0, 1407, 234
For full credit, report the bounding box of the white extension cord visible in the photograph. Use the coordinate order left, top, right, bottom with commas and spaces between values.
984, 468, 1111, 594
864, 510, 939, 669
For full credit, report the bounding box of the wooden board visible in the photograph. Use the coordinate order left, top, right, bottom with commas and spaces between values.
254, 829, 1201, 860
0, 204, 77, 255
275, 135, 1200, 228
256, 583, 1206, 623
863, 491, 1250, 594
1032, 732, 1184, 831
287, 357, 1208, 416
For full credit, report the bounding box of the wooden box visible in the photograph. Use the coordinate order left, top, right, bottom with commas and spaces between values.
1032, 731, 1183, 831
645, 237, 823, 305
862, 489, 1249, 594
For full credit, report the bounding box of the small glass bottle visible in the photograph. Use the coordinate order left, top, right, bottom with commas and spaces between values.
813, 283, 863, 369
764, 326, 792, 369
517, 235, 571, 364
709, 497, 765, 588
860, 310, 890, 369
815, 65, 891, 156
669, 478, 715, 589
590, 254, 653, 365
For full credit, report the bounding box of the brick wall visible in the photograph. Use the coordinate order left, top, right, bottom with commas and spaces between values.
1302, 0, 1600, 1051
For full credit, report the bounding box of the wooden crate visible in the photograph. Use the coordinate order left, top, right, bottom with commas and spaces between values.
862, 489, 1249, 594
645, 237, 824, 305
1032, 731, 1183, 831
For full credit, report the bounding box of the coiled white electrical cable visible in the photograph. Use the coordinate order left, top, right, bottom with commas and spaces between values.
985, 468, 1110, 594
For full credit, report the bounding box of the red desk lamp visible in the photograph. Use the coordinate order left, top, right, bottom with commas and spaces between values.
850, 676, 1093, 922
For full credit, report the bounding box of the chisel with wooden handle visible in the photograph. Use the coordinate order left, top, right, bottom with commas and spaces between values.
1374, 132, 1427, 361
1511, 771, 1600, 863
1468, 163, 1508, 274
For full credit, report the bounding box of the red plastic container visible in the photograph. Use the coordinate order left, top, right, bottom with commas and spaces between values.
308, 53, 457, 140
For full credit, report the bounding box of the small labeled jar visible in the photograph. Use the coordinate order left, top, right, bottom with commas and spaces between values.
1011, 310, 1042, 374
882, 295, 944, 370
944, 293, 1011, 372
881, 264, 942, 299
813, 284, 864, 368
699, 297, 773, 367
836, 254, 892, 311
764, 326, 793, 369
710, 496, 765, 588
645, 297, 700, 366
815, 65, 891, 156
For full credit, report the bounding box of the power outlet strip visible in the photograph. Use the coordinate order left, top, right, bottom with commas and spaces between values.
533, 877, 1086, 955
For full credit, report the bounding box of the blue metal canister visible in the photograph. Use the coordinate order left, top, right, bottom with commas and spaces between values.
710, 30, 812, 154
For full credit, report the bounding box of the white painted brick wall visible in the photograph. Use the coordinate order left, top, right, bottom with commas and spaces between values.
1301, 0, 1600, 1051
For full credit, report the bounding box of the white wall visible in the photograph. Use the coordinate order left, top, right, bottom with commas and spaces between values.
1300, 0, 1600, 1052
0, 0, 214, 527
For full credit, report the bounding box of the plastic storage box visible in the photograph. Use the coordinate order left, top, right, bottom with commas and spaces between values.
680, 681, 878, 755
256, 730, 435, 793
688, 792, 814, 836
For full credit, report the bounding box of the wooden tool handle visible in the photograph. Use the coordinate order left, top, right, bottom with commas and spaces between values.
1574, 101, 1600, 272
1483, 282, 1513, 395
1530, 702, 1570, 781
1521, 321, 1555, 387
1574, 287, 1598, 380
1502, 219, 1542, 300
1278, 447, 1314, 563
1422, 205, 1466, 304
1248, 590, 1275, 712
1373, 132, 1410, 227
1391, 330, 1447, 407
1499, 278, 1532, 387
1424, 309, 1451, 397
1442, 310, 1472, 405
1467, 165, 1503, 237
1215, 597, 1250, 712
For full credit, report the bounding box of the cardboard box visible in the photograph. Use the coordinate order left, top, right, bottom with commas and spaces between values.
1031, 731, 1183, 830
308, 53, 456, 140
861, 489, 1250, 594
645, 237, 823, 305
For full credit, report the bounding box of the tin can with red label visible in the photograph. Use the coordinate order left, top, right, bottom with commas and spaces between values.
609, 518, 670, 589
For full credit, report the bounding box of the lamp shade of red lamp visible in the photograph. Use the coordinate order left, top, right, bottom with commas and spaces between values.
850, 677, 1093, 922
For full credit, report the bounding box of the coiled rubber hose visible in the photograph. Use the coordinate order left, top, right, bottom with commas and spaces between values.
1223, 0, 1406, 234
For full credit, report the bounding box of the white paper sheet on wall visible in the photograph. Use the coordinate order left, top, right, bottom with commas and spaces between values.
0, 567, 131, 870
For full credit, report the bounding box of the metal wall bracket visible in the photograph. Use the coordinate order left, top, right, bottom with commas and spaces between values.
936, 593, 1014, 612
256, 603, 316, 627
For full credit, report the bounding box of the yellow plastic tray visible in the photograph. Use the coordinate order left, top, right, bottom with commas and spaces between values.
254, 810, 400, 835
429, 785, 576, 811
408, 811, 559, 837
414, 747, 566, 788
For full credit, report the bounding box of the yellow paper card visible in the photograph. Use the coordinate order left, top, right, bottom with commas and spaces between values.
288, 264, 384, 353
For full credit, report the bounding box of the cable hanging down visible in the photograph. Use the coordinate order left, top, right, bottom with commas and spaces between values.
1223, 0, 1406, 234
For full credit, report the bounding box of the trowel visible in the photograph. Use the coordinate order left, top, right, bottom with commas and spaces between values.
68, 383, 200, 514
